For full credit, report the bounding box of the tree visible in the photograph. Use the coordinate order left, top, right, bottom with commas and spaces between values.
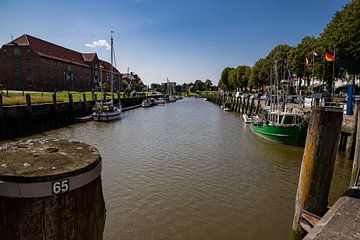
288, 36, 318, 87
250, 58, 270, 90
194, 80, 205, 91
320, 0, 360, 75
218, 67, 233, 91
205, 79, 213, 89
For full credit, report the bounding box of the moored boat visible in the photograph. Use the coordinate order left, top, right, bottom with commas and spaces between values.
93, 101, 122, 121
223, 102, 232, 111
250, 111, 307, 146
142, 98, 152, 107
242, 114, 254, 123
92, 31, 121, 122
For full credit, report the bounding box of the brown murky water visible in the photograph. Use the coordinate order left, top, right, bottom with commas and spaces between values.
22, 98, 352, 239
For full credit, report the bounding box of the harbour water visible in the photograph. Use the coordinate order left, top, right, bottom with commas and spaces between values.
34, 97, 351, 239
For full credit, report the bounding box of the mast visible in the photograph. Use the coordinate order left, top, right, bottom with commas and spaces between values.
110, 31, 114, 94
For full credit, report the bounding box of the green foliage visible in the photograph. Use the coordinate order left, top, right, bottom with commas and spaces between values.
320, 0, 360, 75
194, 79, 206, 91
250, 58, 270, 90
288, 36, 317, 80
218, 67, 233, 91
204, 79, 213, 89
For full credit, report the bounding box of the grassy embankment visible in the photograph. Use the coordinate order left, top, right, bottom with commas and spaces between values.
0, 91, 126, 106
1, 90, 219, 105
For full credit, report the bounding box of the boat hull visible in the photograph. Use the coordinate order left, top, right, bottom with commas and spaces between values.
93, 110, 121, 121
250, 122, 307, 146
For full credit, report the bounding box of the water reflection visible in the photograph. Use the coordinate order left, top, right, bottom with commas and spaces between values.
22, 98, 352, 239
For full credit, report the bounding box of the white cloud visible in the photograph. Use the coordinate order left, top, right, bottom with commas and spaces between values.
85, 40, 111, 50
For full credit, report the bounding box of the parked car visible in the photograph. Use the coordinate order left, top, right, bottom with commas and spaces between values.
235, 91, 243, 98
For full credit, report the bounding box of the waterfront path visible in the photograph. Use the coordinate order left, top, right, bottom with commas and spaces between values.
304, 187, 360, 240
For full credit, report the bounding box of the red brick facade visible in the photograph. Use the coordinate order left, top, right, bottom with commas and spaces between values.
0, 34, 122, 92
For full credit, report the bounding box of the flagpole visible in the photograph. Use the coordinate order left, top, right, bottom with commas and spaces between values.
312, 53, 315, 94
332, 46, 336, 100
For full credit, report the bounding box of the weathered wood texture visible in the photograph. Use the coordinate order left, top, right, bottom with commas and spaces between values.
291, 107, 343, 239
0, 138, 105, 240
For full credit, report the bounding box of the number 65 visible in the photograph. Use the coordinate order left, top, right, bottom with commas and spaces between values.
52, 179, 69, 194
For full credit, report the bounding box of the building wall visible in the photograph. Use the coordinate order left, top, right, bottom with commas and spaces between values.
0, 45, 99, 92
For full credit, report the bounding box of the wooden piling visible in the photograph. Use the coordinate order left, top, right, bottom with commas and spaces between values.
26, 94, 33, 135
68, 93, 75, 121
82, 93, 87, 115
291, 106, 343, 239
244, 96, 250, 114
0, 95, 5, 140
238, 97, 242, 113
256, 97, 261, 115
249, 97, 255, 115
350, 96, 360, 186
0, 138, 105, 240
52, 93, 59, 127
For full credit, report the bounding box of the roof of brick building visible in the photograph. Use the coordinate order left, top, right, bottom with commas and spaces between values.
4, 34, 119, 72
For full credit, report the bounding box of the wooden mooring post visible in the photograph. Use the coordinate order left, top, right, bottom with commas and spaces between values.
0, 95, 5, 139
291, 106, 343, 240
350, 96, 360, 186
52, 93, 59, 127
26, 94, 33, 135
0, 138, 105, 239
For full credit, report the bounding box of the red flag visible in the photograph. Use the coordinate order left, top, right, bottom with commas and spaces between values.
325, 52, 335, 61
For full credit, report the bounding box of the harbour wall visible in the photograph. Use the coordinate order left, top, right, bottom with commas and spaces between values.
0, 93, 144, 141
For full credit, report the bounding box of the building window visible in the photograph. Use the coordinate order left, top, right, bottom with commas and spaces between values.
2, 49, 7, 53
27, 49, 31, 54
14, 48, 20, 56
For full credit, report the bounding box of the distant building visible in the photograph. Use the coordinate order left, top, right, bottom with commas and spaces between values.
0, 34, 121, 92
121, 72, 143, 90
161, 81, 176, 95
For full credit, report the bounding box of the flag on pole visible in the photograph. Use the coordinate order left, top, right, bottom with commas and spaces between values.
313, 51, 318, 57
325, 52, 335, 61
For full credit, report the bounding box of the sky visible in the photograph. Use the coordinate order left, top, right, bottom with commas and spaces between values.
0, 0, 351, 85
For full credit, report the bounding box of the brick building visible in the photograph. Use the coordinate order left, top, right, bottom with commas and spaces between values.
0, 34, 121, 92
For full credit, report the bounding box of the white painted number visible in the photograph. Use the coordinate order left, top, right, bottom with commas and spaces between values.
52, 179, 69, 194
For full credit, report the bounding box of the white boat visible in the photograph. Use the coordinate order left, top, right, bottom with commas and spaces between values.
142, 98, 152, 107
93, 31, 121, 122
156, 98, 166, 105
93, 101, 122, 121
242, 114, 254, 123
223, 102, 232, 111
168, 95, 177, 102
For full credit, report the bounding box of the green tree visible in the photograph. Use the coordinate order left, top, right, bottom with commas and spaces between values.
218, 67, 233, 91
288, 36, 318, 88
194, 80, 205, 91
205, 79, 213, 89
250, 58, 270, 90
320, 0, 360, 75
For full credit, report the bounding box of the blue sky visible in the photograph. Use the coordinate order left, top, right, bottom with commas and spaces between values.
0, 0, 350, 85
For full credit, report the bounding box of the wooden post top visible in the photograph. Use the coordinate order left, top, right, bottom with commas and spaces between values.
0, 138, 101, 183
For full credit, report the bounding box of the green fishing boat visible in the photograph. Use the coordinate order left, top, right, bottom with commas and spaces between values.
250, 111, 307, 146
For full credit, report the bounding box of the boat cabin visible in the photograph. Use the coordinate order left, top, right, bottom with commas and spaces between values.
267, 112, 303, 125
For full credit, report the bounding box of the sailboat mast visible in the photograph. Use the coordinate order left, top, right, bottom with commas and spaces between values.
110, 31, 114, 94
